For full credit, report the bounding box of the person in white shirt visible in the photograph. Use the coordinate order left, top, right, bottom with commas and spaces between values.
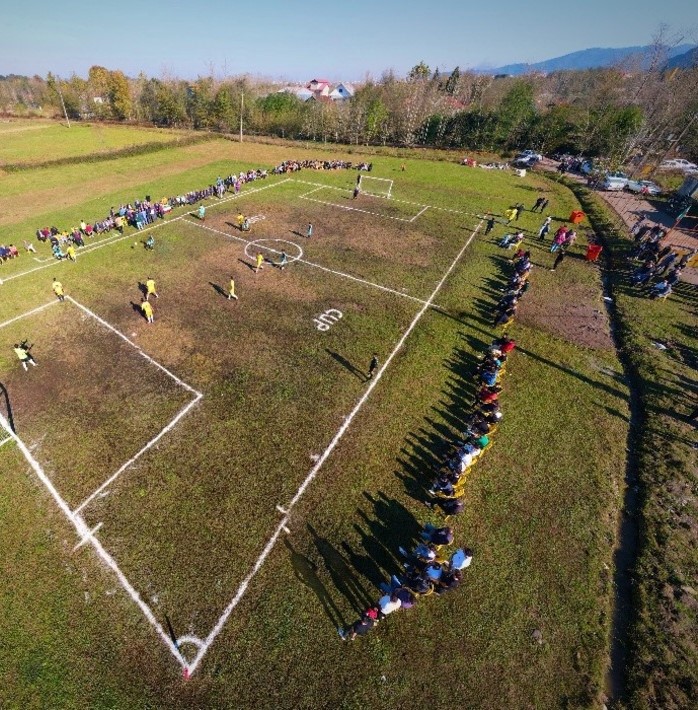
378, 593, 402, 619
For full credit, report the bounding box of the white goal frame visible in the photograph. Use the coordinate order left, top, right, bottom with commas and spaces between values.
357, 175, 393, 198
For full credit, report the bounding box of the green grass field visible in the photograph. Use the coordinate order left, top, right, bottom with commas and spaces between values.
0, 136, 633, 708
0, 120, 186, 166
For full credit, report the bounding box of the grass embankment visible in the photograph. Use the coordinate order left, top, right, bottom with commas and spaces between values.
567, 182, 697, 710
0, 142, 629, 707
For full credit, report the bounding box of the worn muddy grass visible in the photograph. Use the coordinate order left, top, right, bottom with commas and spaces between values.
0, 300, 194, 506
0, 139, 630, 708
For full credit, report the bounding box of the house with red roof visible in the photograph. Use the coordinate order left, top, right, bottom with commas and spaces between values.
307, 79, 331, 95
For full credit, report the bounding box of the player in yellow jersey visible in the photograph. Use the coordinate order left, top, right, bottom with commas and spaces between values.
13, 341, 38, 371
145, 276, 159, 300
52, 278, 65, 301
255, 253, 264, 273
66, 244, 77, 262
141, 298, 154, 324
228, 276, 238, 300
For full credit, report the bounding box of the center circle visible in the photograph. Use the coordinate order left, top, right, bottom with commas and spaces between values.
244, 238, 303, 264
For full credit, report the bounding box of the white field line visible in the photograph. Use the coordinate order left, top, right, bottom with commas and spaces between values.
410, 206, 430, 222
291, 178, 483, 217
299, 194, 415, 223
0, 412, 186, 670
0, 217, 185, 285
182, 219, 252, 247
182, 219, 431, 306
73, 393, 202, 514
0, 179, 292, 286
0, 299, 58, 330
298, 259, 430, 306
0, 436, 12, 448
185, 216, 484, 676
65, 296, 202, 397
73, 522, 103, 551
63, 295, 202, 513
186, 515, 290, 675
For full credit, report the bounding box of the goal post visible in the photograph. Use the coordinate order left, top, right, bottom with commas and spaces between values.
357, 175, 394, 198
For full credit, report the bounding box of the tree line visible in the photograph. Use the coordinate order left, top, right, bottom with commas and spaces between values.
1, 57, 697, 166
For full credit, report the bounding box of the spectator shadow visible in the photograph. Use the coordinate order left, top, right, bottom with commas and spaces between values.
326, 349, 366, 381
308, 524, 374, 615
284, 538, 346, 628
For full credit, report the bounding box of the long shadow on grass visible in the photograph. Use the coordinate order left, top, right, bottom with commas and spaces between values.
326, 349, 366, 381
308, 524, 375, 616
209, 282, 228, 299
284, 538, 347, 628
396, 324, 494, 503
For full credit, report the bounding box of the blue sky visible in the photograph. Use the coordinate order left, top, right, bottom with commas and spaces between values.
1, 0, 695, 80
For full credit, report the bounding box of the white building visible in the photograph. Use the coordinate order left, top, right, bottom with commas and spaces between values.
329, 83, 355, 101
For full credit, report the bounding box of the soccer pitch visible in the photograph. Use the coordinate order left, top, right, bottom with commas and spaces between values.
0, 176, 486, 675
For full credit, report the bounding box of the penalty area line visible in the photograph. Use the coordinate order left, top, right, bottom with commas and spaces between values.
185, 217, 484, 676
65, 296, 202, 397
73, 393, 202, 515
0, 412, 187, 670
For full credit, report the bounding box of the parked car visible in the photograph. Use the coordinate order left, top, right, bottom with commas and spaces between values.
659, 158, 698, 173
579, 160, 594, 175
516, 149, 543, 162
513, 155, 539, 168
601, 172, 629, 191
625, 179, 662, 196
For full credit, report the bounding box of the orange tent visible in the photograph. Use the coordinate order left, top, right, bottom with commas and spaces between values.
569, 210, 585, 224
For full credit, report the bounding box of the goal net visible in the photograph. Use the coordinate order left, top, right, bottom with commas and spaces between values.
357, 175, 393, 198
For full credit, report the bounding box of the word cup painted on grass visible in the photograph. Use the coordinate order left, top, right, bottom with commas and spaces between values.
314, 309, 343, 331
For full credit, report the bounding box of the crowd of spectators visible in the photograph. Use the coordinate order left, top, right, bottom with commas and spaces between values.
25, 158, 383, 261
31, 169, 270, 259
272, 159, 372, 174
340, 250, 529, 641
628, 219, 694, 300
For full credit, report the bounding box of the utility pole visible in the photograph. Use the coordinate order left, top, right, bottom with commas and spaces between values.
55, 74, 71, 128
239, 91, 244, 143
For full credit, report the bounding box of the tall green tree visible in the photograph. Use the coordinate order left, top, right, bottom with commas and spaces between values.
494, 80, 536, 148
444, 67, 461, 95
107, 70, 131, 120
408, 61, 431, 82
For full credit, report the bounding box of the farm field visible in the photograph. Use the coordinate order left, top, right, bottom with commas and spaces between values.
0, 135, 631, 708
0, 119, 188, 166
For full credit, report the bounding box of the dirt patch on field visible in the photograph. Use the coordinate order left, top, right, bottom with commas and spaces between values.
206, 195, 436, 267
517, 280, 614, 350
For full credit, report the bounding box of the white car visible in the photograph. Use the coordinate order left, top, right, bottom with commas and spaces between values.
625, 179, 662, 196
659, 158, 698, 173
516, 149, 543, 162
601, 172, 629, 191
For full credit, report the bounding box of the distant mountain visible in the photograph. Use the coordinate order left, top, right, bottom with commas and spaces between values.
484, 44, 696, 75
666, 46, 698, 69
